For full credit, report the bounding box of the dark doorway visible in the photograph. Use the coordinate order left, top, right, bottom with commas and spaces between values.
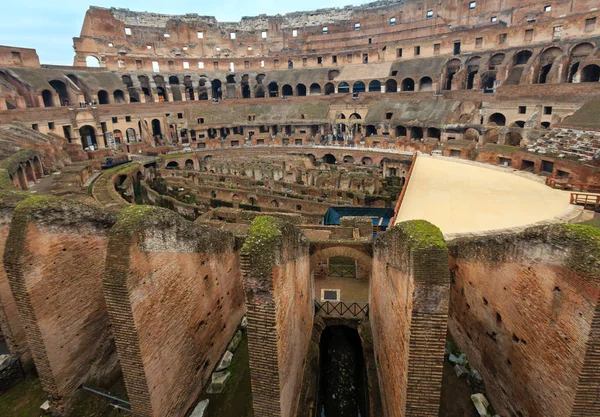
317, 326, 369, 417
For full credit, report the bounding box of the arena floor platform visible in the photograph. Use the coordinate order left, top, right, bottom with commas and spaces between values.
395, 154, 573, 235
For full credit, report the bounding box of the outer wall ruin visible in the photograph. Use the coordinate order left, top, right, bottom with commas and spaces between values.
448, 225, 600, 417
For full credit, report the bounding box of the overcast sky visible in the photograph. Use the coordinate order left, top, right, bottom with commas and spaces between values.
1, 0, 366, 65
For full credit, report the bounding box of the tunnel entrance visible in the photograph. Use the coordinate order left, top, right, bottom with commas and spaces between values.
317, 325, 369, 417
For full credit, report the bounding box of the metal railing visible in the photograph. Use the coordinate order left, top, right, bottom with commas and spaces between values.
314, 300, 369, 317
327, 264, 356, 278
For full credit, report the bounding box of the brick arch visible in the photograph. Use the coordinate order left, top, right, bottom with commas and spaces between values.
310, 245, 373, 280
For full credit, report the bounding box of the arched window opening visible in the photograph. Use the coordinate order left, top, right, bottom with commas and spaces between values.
368, 80, 381, 92
419, 77, 433, 91
385, 79, 397, 93
353, 81, 366, 93
310, 83, 321, 95
113, 89, 126, 103
297, 84, 307, 96
338, 82, 350, 94
97, 90, 109, 104
282, 84, 293, 97
488, 113, 506, 126
324, 83, 335, 95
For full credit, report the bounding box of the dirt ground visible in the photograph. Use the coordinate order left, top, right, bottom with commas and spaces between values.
438, 360, 480, 417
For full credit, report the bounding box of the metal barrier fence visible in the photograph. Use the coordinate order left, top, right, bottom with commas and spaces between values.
314, 300, 369, 317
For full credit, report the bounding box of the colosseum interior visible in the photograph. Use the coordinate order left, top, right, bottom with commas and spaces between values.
0, 0, 599, 416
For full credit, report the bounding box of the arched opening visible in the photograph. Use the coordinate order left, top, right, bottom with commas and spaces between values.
268, 82, 279, 97
86, 56, 100, 67
510, 121, 526, 128
581, 65, 600, 82
324, 82, 335, 95
138, 75, 153, 102
395, 126, 407, 137
49, 80, 69, 106
212, 79, 222, 100
113, 89, 126, 103
349, 113, 362, 120
184, 76, 195, 100
125, 128, 136, 143
464, 128, 480, 142
488, 113, 506, 126
361, 156, 373, 166
385, 79, 397, 93
113, 129, 123, 145
568, 43, 594, 83
310, 83, 321, 95
168, 76, 182, 101
42, 90, 54, 107
365, 125, 377, 136
541, 122, 551, 128
401, 78, 415, 92
368, 80, 381, 92
166, 161, 179, 169
427, 127, 441, 139
444, 59, 461, 90
121, 75, 139, 102
152, 119, 162, 138
198, 78, 209, 100
343, 155, 354, 163
185, 159, 194, 170
328, 69, 340, 80
282, 84, 293, 97
515, 50, 533, 65
353, 81, 366, 93
466, 56, 481, 89
241, 74, 251, 98
97, 90, 109, 104
536, 47, 562, 84
489, 53, 505, 70
156, 87, 168, 102
323, 154, 337, 164
270, 200, 280, 208
296, 83, 307, 96
79, 125, 98, 149
410, 126, 423, 140
338, 82, 350, 94
316, 326, 368, 417
506, 131, 522, 147
419, 77, 433, 91
254, 84, 266, 98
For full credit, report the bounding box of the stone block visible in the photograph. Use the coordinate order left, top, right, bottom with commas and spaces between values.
207, 371, 231, 394
216, 350, 233, 371
471, 393, 490, 416
189, 399, 209, 417
227, 330, 242, 353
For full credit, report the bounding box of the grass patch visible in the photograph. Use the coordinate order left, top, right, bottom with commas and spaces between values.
204, 333, 253, 417
0, 375, 45, 417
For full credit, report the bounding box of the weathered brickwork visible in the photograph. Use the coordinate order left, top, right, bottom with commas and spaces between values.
448, 225, 600, 417
0, 193, 30, 364
103, 206, 245, 417
371, 220, 450, 417
241, 217, 311, 417
3, 196, 118, 414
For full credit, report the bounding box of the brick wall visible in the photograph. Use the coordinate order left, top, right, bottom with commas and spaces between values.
0, 194, 30, 364
448, 224, 600, 417
241, 216, 311, 417
103, 206, 245, 417
3, 196, 118, 414
370, 220, 450, 417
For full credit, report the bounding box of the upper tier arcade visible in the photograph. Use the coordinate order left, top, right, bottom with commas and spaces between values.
73, 0, 600, 71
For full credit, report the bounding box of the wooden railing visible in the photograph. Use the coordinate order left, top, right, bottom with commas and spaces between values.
546, 177, 600, 193
314, 300, 369, 317
570, 193, 600, 210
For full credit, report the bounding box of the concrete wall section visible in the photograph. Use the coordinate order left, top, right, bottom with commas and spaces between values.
241, 216, 311, 417
103, 206, 245, 417
448, 224, 600, 417
3, 196, 118, 414
371, 220, 450, 417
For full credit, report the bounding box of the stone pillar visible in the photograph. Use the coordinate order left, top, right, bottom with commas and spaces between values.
0, 97, 7, 111
15, 96, 27, 109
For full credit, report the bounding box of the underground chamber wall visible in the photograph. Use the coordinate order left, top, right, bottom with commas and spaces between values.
316, 325, 369, 417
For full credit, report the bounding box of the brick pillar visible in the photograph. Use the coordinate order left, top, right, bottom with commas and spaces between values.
240, 217, 311, 417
